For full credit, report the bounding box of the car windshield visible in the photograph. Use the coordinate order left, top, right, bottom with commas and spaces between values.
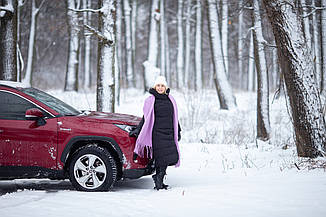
21, 87, 81, 116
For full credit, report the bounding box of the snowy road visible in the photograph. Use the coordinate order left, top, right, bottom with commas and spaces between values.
1, 143, 326, 217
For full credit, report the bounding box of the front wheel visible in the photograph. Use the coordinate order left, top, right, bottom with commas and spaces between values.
69, 145, 117, 191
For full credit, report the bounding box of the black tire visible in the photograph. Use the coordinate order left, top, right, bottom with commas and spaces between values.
68, 144, 117, 192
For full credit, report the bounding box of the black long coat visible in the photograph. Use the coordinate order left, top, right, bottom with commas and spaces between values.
135, 88, 180, 167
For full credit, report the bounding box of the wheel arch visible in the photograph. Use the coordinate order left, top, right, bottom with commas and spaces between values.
61, 136, 124, 179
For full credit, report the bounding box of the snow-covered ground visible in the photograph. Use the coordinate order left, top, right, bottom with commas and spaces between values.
1, 88, 326, 217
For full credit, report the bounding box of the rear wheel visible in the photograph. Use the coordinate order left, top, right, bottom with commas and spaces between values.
69, 144, 117, 191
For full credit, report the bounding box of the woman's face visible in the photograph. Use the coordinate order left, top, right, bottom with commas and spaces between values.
155, 84, 166, 94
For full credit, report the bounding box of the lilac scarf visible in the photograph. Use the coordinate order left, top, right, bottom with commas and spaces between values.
134, 94, 180, 167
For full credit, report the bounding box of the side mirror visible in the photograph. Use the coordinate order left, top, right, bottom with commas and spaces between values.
25, 108, 46, 126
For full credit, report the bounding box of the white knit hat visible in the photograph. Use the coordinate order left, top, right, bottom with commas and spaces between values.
153, 76, 167, 87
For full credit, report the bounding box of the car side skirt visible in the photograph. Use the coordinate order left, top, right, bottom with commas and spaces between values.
0, 166, 66, 180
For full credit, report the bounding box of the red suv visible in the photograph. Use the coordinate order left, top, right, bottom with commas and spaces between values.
0, 81, 153, 191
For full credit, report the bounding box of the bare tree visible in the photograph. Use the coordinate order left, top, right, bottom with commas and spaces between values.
321, 0, 326, 92
312, 0, 321, 90
247, 30, 255, 91
97, 0, 117, 112
65, 0, 81, 91
221, 0, 228, 76
238, 0, 244, 89
143, 0, 159, 90
177, 0, 184, 88
123, 0, 134, 87
0, 0, 17, 81
83, 0, 92, 89
195, 0, 202, 91
264, 0, 326, 157
160, 0, 166, 78
22, 0, 44, 86
184, 0, 192, 88
252, 0, 270, 141
131, 0, 137, 72
207, 0, 236, 110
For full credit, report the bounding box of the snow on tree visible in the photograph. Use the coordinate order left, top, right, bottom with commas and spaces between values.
0, 0, 17, 81
65, 0, 81, 91
97, 0, 117, 112
123, 0, 134, 87
195, 0, 202, 91
252, 0, 270, 141
207, 0, 236, 110
22, 0, 44, 86
177, 0, 184, 88
264, 0, 326, 157
143, 0, 159, 90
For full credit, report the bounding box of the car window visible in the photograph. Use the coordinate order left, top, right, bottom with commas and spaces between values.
20, 88, 80, 116
0, 91, 51, 120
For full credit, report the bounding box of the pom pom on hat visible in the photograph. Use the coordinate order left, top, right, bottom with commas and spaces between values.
153, 76, 167, 87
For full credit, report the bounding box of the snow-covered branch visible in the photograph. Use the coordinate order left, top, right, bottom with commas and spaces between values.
84, 24, 113, 45
0, 4, 14, 17
68, 7, 102, 13
302, 7, 326, 18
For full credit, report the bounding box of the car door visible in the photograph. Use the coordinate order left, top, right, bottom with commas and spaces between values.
0, 90, 58, 171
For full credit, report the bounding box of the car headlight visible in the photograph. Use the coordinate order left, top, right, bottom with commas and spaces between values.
114, 124, 135, 133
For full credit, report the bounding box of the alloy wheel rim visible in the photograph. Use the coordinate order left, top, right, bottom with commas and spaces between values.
74, 154, 107, 189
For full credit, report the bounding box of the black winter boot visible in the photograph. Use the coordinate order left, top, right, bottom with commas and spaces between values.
152, 166, 168, 190
152, 174, 168, 190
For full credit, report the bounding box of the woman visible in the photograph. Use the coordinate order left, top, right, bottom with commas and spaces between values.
131, 76, 181, 190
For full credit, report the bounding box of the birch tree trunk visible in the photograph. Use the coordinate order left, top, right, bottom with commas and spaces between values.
184, 0, 191, 88
143, 0, 159, 90
207, 0, 236, 110
321, 0, 326, 92
97, 0, 116, 112
221, 0, 228, 76
264, 0, 326, 157
248, 30, 255, 91
116, 0, 122, 86
0, 0, 17, 81
123, 0, 133, 87
16, 0, 24, 82
300, 0, 312, 51
23, 0, 43, 86
177, 0, 184, 88
252, 0, 270, 141
238, 0, 244, 89
312, 0, 321, 90
131, 0, 137, 74
160, 0, 166, 78
83, 0, 92, 89
165, 17, 171, 85
195, 0, 202, 91
65, 0, 81, 91
116, 0, 121, 104
272, 47, 279, 90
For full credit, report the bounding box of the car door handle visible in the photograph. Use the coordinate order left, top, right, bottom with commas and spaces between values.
0, 129, 3, 133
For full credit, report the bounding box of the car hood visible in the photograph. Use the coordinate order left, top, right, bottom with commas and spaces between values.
77, 111, 141, 125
